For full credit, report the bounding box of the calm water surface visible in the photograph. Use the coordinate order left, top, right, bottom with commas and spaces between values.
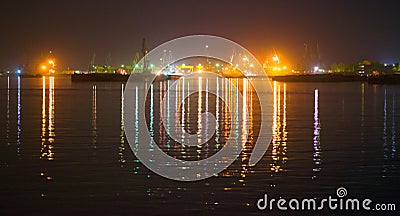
0, 76, 399, 215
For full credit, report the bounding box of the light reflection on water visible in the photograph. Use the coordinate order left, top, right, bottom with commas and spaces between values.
0, 76, 399, 215
6, 76, 10, 146
382, 87, 397, 178
270, 81, 288, 174
16, 76, 21, 155
40, 76, 55, 161
39, 76, 55, 193
143, 77, 250, 162
312, 88, 322, 179
92, 84, 97, 154
119, 83, 126, 165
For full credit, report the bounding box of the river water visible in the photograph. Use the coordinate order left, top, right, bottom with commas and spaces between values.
0, 76, 399, 215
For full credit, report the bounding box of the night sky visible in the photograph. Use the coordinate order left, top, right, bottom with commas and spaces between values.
1, 0, 399, 70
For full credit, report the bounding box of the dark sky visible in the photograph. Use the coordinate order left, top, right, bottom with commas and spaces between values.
1, 0, 399, 70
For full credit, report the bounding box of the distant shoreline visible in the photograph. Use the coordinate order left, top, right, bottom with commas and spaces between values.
2, 73, 400, 84
272, 74, 400, 84
271, 74, 366, 82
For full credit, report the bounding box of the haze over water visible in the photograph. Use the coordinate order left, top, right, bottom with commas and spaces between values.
0, 76, 399, 215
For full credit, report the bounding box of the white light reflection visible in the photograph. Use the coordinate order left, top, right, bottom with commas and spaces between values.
159, 81, 164, 147
119, 83, 126, 165
382, 88, 389, 177
133, 85, 141, 175
391, 94, 396, 158
17, 75, 21, 155
149, 84, 154, 152
48, 76, 55, 145
238, 78, 250, 185
41, 76, 46, 152
135, 86, 139, 149
242, 78, 248, 142
92, 84, 97, 153
166, 80, 171, 151
203, 77, 210, 158
197, 77, 202, 146
215, 77, 220, 146
6, 76, 10, 146
312, 89, 322, 179
235, 78, 239, 145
